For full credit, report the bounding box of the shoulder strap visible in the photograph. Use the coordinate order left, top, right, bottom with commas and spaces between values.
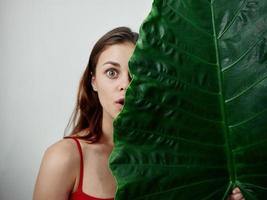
64, 137, 84, 191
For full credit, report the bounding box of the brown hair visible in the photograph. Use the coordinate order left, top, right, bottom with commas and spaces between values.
65, 26, 138, 143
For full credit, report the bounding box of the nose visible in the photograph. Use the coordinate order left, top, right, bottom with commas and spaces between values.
119, 73, 130, 91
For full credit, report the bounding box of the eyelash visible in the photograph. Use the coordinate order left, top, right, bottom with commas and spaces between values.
105, 68, 119, 79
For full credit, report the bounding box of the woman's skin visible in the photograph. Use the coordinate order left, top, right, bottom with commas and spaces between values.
229, 188, 245, 200
33, 42, 134, 200
33, 41, 244, 200
91, 42, 135, 133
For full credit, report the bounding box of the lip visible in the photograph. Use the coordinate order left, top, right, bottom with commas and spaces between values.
115, 98, 125, 105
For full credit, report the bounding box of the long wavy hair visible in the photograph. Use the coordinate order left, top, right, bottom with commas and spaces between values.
65, 27, 138, 143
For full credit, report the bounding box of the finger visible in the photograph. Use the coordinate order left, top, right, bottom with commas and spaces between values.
232, 187, 241, 194
231, 193, 243, 200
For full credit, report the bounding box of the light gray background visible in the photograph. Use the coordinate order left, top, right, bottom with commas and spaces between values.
0, 1, 152, 199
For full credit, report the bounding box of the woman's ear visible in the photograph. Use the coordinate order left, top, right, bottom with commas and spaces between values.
91, 76, 97, 92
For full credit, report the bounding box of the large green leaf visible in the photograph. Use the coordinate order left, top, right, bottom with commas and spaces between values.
109, 0, 267, 199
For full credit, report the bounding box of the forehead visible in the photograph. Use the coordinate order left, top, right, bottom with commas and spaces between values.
96, 42, 135, 66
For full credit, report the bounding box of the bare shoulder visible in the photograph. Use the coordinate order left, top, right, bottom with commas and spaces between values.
33, 139, 80, 200
42, 139, 80, 168
46, 138, 79, 158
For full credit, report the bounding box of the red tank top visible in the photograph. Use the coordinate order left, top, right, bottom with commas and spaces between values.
66, 137, 114, 200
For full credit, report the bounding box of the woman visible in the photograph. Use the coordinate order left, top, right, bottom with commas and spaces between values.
33, 27, 244, 200
33, 27, 137, 200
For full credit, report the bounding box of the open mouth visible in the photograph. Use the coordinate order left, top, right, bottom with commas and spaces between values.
116, 99, 125, 106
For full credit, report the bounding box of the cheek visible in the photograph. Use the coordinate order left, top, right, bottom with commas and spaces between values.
96, 82, 114, 105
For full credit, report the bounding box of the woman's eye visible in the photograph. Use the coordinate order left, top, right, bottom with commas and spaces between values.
105, 69, 118, 79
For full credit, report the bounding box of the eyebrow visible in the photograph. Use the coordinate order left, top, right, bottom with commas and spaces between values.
102, 61, 121, 67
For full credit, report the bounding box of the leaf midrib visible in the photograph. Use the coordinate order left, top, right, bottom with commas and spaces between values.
210, 0, 236, 190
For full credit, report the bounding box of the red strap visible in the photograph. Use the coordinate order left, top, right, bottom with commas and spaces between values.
65, 137, 84, 191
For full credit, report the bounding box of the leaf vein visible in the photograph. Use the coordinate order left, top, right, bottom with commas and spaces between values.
225, 75, 267, 103
165, 2, 212, 37
112, 163, 225, 169
229, 107, 267, 129
222, 36, 265, 72
232, 138, 267, 153
199, 186, 225, 200
218, 0, 249, 39
137, 65, 219, 96
117, 126, 224, 148
134, 177, 227, 200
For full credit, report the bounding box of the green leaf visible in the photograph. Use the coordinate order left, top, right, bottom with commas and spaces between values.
109, 0, 267, 199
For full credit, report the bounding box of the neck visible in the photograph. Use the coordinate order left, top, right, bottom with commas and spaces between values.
100, 111, 114, 146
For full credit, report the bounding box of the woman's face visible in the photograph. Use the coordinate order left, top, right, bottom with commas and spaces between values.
91, 42, 135, 122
